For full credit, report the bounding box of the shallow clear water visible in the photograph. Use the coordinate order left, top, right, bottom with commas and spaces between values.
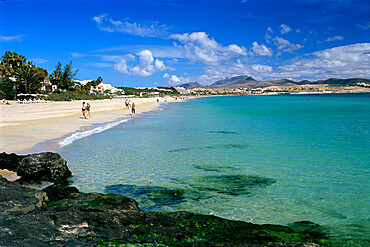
59, 94, 370, 245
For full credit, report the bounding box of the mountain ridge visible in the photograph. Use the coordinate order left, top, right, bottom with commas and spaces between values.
178, 76, 370, 89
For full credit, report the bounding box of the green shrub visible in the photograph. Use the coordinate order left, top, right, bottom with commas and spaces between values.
0, 77, 16, 99
49, 91, 110, 101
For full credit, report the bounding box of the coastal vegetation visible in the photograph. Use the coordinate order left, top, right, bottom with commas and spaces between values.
0, 51, 182, 101
0, 51, 109, 100
48, 61, 79, 91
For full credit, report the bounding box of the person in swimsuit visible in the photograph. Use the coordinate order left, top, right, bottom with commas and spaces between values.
86, 103, 91, 119
131, 102, 135, 117
82, 102, 87, 119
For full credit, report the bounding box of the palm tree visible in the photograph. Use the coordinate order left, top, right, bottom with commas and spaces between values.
0, 62, 12, 77
0, 51, 27, 76
14, 65, 42, 94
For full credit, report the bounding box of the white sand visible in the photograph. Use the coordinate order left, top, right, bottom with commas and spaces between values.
0, 97, 176, 154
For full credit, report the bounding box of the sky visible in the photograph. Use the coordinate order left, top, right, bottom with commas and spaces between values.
0, 0, 369, 87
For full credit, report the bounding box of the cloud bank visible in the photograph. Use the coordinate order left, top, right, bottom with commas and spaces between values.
0, 34, 27, 42
113, 50, 166, 76
92, 14, 169, 38
170, 32, 247, 65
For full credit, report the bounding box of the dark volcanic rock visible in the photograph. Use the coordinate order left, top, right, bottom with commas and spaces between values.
0, 152, 23, 171
0, 152, 71, 183
0, 176, 332, 246
0, 152, 332, 246
17, 152, 71, 182
42, 182, 80, 201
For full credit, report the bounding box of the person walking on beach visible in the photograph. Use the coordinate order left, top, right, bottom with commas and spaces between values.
131, 102, 136, 117
86, 103, 91, 119
82, 102, 87, 119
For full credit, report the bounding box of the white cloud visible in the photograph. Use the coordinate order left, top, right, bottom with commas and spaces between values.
169, 75, 181, 83
92, 14, 107, 25
94, 45, 183, 58
318, 35, 344, 43
200, 43, 370, 83
251, 42, 273, 56
357, 23, 370, 30
113, 50, 166, 77
92, 14, 168, 38
182, 60, 274, 85
273, 37, 303, 53
0, 34, 27, 42
163, 73, 188, 85
101, 55, 125, 62
251, 64, 273, 72
70, 52, 85, 58
113, 58, 129, 74
132, 50, 166, 76
169, 32, 247, 65
280, 24, 292, 34
265, 27, 273, 43
275, 43, 370, 80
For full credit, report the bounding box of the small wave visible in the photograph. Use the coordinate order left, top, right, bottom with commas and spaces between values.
59, 119, 129, 147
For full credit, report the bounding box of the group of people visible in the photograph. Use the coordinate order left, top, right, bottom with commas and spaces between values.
124, 98, 135, 117
81, 99, 137, 120
81, 102, 91, 119
0, 99, 10, 105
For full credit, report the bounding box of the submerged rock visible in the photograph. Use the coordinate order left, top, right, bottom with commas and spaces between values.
105, 184, 186, 210
105, 174, 277, 211
0, 151, 332, 246
0, 152, 71, 183
0, 176, 332, 246
190, 174, 276, 196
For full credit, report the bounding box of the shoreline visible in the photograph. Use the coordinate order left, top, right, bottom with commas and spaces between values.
1, 92, 367, 154
0, 97, 180, 154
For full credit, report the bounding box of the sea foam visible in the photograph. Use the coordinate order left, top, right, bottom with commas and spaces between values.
59, 119, 129, 147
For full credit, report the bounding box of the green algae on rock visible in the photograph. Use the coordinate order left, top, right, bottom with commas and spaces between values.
0, 176, 332, 246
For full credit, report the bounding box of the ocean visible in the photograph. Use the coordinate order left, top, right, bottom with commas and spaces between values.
59, 94, 370, 245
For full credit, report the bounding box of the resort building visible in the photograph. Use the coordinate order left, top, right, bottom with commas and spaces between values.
174, 87, 190, 95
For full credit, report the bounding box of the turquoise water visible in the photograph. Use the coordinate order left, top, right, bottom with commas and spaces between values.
59, 94, 370, 245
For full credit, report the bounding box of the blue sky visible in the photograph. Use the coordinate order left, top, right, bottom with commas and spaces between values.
0, 0, 369, 87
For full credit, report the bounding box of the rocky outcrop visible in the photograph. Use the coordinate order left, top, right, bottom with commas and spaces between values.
0, 152, 71, 183
0, 152, 332, 246
0, 177, 332, 247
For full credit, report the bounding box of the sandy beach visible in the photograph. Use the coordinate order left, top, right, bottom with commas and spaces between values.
0, 97, 176, 154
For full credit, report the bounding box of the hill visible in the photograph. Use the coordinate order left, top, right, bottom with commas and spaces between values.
208, 76, 370, 89
298, 78, 370, 86
210, 76, 257, 88
210, 76, 299, 88
178, 81, 203, 89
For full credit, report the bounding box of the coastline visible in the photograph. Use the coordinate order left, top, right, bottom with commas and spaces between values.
0, 97, 179, 154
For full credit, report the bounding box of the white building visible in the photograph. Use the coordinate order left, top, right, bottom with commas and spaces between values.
94, 82, 122, 94
175, 87, 190, 95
